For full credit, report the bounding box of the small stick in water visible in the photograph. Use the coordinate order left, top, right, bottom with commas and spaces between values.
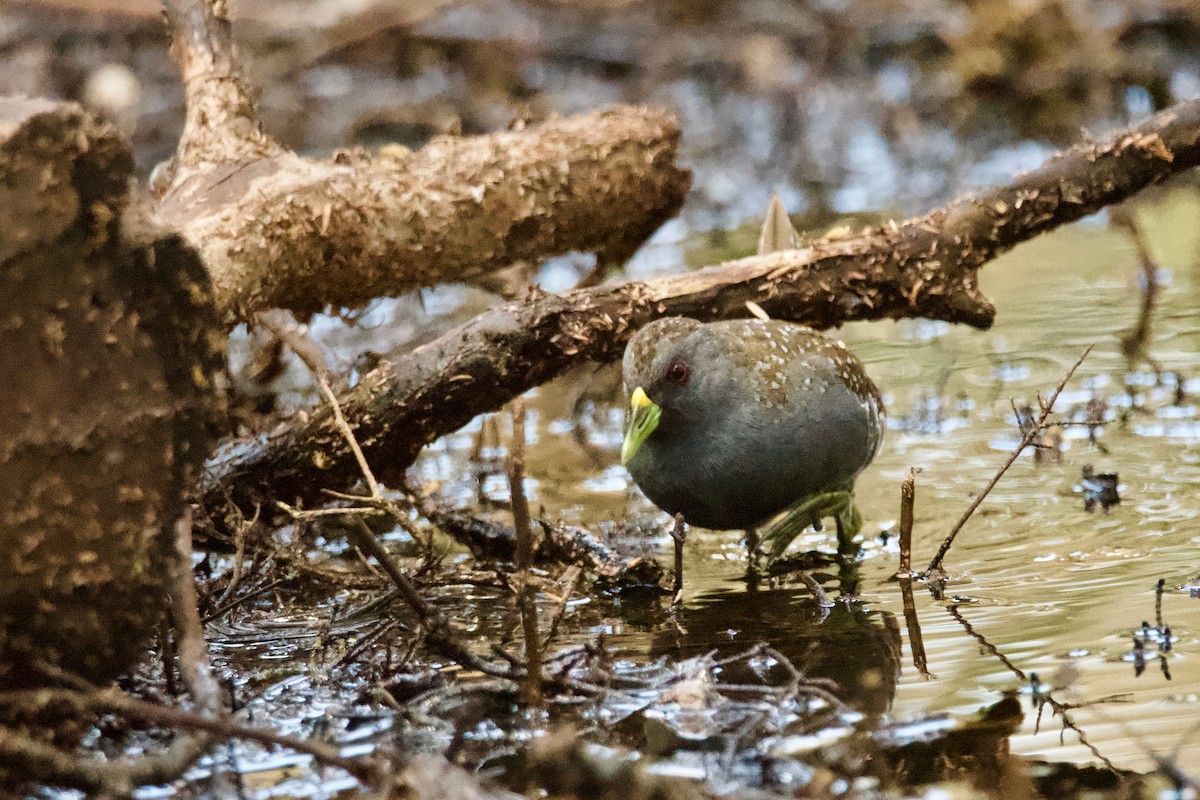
670, 513, 687, 602
1154, 578, 1165, 631
899, 467, 918, 577
507, 399, 542, 707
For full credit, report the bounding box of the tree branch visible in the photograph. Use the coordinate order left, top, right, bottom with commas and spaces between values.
161, 0, 278, 167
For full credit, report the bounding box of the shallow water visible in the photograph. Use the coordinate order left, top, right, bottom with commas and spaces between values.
185, 191, 1200, 799
192, 191, 1200, 800
411, 188, 1200, 779
196, 194, 1200, 800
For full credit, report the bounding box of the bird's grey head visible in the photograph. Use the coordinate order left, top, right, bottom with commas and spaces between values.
622, 317, 740, 426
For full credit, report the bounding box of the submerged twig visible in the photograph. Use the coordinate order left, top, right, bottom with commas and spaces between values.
926, 346, 1093, 576
1112, 206, 1162, 376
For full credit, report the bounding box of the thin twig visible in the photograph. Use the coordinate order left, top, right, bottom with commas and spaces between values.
346, 517, 433, 619
318, 374, 381, 499
334, 620, 406, 671
509, 400, 534, 569
507, 399, 542, 707
276, 503, 380, 519
169, 505, 236, 791
213, 504, 258, 608
670, 513, 687, 602
927, 345, 1093, 575
898, 468, 917, 577
202, 577, 287, 624
318, 488, 433, 548
173, 507, 223, 710
258, 310, 381, 500
1155, 578, 1166, 630
543, 565, 582, 646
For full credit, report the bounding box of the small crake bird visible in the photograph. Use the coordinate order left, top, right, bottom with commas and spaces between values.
620, 316, 885, 562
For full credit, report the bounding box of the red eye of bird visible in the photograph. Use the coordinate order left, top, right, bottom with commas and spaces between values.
666, 361, 690, 385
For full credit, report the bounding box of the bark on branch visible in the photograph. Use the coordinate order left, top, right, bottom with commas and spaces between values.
155, 0, 691, 324
198, 98, 1200, 528
157, 106, 691, 322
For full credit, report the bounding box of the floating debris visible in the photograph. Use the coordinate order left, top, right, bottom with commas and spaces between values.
1078, 466, 1120, 512
1122, 580, 1175, 679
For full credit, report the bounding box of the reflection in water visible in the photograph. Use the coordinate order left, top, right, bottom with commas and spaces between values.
876, 695, 1027, 791
648, 586, 902, 720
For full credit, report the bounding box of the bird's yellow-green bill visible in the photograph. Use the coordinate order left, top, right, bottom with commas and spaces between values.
621, 386, 661, 465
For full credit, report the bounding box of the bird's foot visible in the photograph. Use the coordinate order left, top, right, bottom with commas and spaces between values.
835, 499, 864, 553
761, 490, 860, 560
744, 528, 765, 586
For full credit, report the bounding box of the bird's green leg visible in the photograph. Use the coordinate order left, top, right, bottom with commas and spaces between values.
762, 490, 857, 560
834, 499, 864, 593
